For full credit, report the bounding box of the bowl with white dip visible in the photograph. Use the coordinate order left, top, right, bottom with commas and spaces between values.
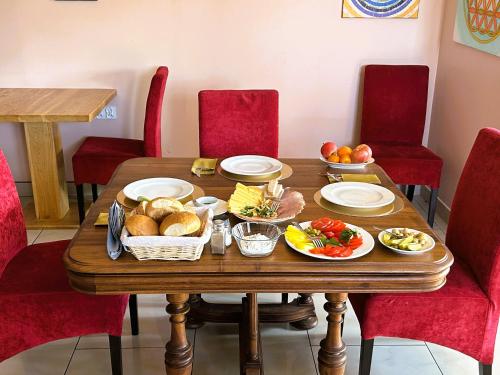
232, 222, 281, 257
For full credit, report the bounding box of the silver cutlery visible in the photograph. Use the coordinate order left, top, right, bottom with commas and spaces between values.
291, 221, 324, 248
269, 189, 285, 213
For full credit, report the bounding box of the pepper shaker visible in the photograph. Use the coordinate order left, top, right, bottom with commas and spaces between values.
210, 219, 226, 255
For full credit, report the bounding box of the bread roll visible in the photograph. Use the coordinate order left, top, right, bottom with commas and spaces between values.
132, 201, 148, 216
146, 197, 184, 222
125, 215, 159, 236
159, 211, 201, 237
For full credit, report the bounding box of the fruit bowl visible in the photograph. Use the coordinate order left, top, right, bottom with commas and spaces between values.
320, 156, 375, 169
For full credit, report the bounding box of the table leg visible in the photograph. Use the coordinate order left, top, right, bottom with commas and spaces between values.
23, 122, 69, 219
290, 293, 318, 330
165, 294, 193, 375
240, 293, 263, 375
318, 293, 347, 375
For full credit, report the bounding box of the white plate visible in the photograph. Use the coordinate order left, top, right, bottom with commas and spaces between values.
378, 228, 435, 255
320, 182, 395, 209
184, 199, 228, 216
320, 156, 375, 170
220, 155, 282, 176
123, 178, 194, 201
285, 221, 374, 260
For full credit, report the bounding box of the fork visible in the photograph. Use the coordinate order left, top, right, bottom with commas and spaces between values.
269, 189, 285, 213
291, 222, 324, 248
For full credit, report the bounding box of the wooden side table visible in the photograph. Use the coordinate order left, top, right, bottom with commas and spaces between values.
0, 88, 116, 225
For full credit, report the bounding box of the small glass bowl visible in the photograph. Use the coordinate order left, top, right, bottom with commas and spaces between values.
232, 222, 281, 257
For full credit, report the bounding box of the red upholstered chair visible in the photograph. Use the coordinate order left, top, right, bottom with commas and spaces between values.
350, 128, 500, 375
0, 150, 130, 375
360, 65, 443, 226
73, 66, 168, 223
198, 89, 279, 158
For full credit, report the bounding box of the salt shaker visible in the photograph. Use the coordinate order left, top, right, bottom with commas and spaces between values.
210, 219, 226, 255
214, 214, 232, 247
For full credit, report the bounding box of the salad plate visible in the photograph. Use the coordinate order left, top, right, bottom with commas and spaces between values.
378, 228, 435, 255
285, 220, 374, 260
320, 156, 375, 170
320, 182, 395, 209
220, 155, 282, 176
123, 178, 194, 202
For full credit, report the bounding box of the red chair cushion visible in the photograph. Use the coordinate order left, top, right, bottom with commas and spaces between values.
350, 259, 494, 363
0, 240, 128, 360
370, 143, 443, 188
0, 151, 27, 277
72, 136, 144, 185
199, 90, 279, 158
360, 65, 429, 146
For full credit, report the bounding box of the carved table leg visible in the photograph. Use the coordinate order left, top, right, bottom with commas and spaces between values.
240, 293, 263, 375
290, 293, 318, 330
186, 294, 205, 329
318, 293, 347, 375
165, 294, 193, 375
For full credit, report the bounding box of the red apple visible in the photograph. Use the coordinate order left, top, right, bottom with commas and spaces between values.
354, 144, 372, 159
321, 142, 337, 159
351, 148, 370, 163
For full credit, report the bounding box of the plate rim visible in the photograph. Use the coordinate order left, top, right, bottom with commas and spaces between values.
377, 228, 436, 255
320, 181, 395, 209
220, 155, 283, 176
319, 156, 375, 169
123, 177, 194, 201
285, 220, 375, 260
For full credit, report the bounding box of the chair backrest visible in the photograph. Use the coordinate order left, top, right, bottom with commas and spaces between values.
360, 65, 429, 146
0, 150, 27, 277
446, 128, 500, 301
143, 66, 168, 157
198, 90, 279, 158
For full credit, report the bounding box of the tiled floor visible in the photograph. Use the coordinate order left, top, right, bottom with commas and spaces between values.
1, 195, 498, 374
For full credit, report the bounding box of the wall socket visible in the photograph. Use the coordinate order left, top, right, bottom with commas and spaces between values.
96, 105, 117, 120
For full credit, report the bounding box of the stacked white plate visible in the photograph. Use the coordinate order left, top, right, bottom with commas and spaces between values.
123, 178, 194, 201
320, 182, 395, 209
220, 155, 282, 176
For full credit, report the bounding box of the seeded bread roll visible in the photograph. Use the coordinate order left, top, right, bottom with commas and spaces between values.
132, 201, 148, 216
146, 197, 184, 222
159, 211, 201, 237
125, 215, 159, 236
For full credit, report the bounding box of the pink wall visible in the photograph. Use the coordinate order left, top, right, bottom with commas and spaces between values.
428, 0, 500, 208
0, 0, 444, 182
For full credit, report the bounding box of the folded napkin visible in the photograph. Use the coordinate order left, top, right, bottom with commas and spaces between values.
191, 158, 217, 176
95, 212, 109, 226
327, 173, 381, 184
107, 201, 126, 260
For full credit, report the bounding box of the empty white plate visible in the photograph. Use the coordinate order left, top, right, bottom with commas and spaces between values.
123, 178, 194, 201
320, 182, 395, 208
220, 155, 282, 176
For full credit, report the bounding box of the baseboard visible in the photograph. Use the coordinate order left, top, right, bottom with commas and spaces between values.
15, 182, 101, 198
421, 186, 451, 223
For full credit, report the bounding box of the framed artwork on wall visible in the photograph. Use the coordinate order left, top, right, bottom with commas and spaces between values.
342, 0, 420, 19
453, 0, 499, 57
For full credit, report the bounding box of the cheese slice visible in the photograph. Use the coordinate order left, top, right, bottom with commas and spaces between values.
228, 183, 264, 213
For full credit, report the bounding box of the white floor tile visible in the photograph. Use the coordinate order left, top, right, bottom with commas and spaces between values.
34, 229, 77, 244
26, 229, 41, 245
78, 294, 194, 349
425, 342, 492, 375
0, 337, 78, 375
66, 347, 166, 375
192, 323, 240, 375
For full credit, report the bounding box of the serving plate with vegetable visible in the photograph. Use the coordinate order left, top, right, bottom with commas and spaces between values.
378, 228, 435, 255
284, 217, 374, 260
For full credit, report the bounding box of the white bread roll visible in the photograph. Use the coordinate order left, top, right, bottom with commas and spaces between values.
132, 201, 148, 216
146, 197, 184, 222
125, 215, 159, 236
159, 211, 201, 237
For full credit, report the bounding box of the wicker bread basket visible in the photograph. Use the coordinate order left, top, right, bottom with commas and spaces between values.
120, 207, 213, 261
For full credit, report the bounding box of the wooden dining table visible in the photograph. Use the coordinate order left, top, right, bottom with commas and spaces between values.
0, 88, 116, 225
63, 157, 453, 375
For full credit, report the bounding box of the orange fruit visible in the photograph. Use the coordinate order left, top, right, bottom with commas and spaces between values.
339, 155, 351, 164
337, 146, 352, 157
328, 153, 340, 163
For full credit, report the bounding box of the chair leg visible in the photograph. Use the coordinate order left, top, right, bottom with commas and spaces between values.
76, 184, 85, 224
108, 335, 123, 375
406, 185, 415, 201
428, 188, 439, 228
129, 294, 139, 335
91, 184, 99, 202
340, 313, 345, 337
359, 339, 374, 375
479, 362, 492, 375
281, 293, 288, 304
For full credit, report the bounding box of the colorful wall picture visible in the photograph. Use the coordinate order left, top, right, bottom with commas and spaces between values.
342, 0, 420, 19
453, 0, 499, 57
